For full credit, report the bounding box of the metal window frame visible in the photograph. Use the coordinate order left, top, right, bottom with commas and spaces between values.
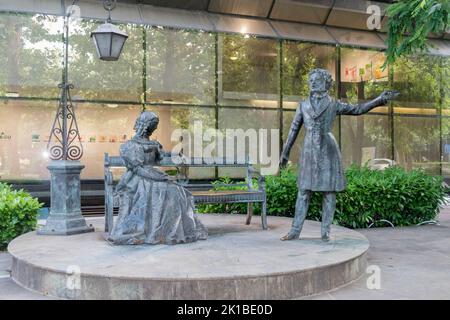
0, 9, 449, 185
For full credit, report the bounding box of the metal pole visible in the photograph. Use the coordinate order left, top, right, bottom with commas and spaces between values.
39, 0, 93, 236
279, 40, 283, 160
47, 1, 83, 161
62, 13, 69, 160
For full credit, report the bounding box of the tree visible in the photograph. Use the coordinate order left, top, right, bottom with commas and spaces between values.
384, 0, 449, 66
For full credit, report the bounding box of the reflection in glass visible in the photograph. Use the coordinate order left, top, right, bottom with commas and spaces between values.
340, 48, 389, 114
69, 19, 143, 102
218, 108, 279, 177
442, 58, 450, 179
75, 103, 143, 179
0, 13, 63, 98
442, 117, 450, 179
339, 48, 391, 168
0, 100, 55, 180
441, 57, 450, 112
394, 116, 440, 175
146, 27, 215, 105
341, 115, 391, 168
441, 57, 450, 111
219, 34, 279, 108
0, 9, 448, 184
393, 55, 441, 115
147, 105, 216, 179
282, 42, 336, 109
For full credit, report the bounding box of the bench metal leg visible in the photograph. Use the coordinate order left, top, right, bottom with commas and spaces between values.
246, 203, 253, 225
105, 186, 114, 233
261, 200, 268, 230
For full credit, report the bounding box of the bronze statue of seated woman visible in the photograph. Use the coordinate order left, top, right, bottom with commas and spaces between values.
107, 111, 208, 245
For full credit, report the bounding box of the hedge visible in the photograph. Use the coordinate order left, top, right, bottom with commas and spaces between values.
0, 183, 42, 250
197, 165, 448, 228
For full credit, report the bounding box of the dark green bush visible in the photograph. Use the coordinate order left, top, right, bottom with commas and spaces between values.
197, 177, 249, 214
0, 182, 42, 249
197, 165, 447, 228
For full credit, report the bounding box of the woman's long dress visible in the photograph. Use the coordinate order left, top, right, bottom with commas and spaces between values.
107, 138, 208, 245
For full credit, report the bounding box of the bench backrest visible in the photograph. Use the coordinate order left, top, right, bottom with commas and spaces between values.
104, 153, 253, 168
104, 153, 255, 188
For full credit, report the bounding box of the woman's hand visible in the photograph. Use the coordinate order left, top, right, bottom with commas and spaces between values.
136, 167, 169, 181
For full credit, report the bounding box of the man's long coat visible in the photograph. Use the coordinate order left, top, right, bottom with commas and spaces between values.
284, 94, 384, 192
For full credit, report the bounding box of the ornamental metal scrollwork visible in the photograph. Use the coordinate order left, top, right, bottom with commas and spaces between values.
46, 83, 83, 161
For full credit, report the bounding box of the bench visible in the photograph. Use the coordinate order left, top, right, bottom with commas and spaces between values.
104, 153, 267, 233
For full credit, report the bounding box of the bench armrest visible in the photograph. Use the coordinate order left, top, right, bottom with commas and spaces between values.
104, 170, 114, 185
247, 166, 265, 192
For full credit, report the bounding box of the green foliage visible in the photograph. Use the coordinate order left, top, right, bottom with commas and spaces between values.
197, 177, 249, 214
384, 0, 449, 67
198, 165, 447, 228
0, 182, 42, 250
263, 166, 299, 216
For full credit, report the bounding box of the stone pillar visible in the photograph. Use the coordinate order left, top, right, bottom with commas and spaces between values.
38, 160, 94, 235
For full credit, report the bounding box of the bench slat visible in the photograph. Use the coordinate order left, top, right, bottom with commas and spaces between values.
192, 190, 265, 204
107, 156, 252, 167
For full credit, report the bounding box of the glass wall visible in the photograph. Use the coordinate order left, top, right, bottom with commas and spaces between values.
340, 48, 391, 167
219, 34, 279, 108
69, 20, 144, 102
392, 55, 442, 175
0, 12, 63, 98
0, 100, 54, 180
74, 103, 143, 179
218, 107, 279, 177
149, 105, 216, 179
442, 58, 450, 179
146, 28, 215, 105
0, 10, 449, 183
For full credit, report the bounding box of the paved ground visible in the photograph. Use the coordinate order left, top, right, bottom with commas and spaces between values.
305, 207, 450, 300
1, 209, 450, 300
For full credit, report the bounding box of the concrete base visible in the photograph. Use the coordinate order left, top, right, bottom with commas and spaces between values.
8, 214, 369, 300
37, 215, 94, 235
38, 160, 94, 236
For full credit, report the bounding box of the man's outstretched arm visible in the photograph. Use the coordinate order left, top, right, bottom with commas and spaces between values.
337, 90, 399, 115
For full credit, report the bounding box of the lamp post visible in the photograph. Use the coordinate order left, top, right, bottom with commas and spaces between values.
39, 0, 127, 235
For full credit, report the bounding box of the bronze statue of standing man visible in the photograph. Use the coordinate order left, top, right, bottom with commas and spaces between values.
280, 68, 398, 242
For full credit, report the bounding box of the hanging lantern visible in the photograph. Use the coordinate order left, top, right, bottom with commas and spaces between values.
91, 22, 128, 61
90, 0, 127, 61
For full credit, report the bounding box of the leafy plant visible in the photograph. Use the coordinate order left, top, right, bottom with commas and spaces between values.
197, 177, 249, 214
0, 182, 42, 250
198, 165, 448, 229
384, 0, 449, 67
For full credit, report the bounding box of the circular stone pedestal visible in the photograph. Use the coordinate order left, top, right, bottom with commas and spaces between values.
8, 214, 369, 300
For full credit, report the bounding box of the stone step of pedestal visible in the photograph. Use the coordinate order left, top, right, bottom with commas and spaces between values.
8, 214, 369, 300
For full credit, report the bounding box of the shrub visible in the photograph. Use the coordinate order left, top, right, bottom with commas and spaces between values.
0, 182, 42, 249
197, 165, 447, 228
197, 177, 249, 214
